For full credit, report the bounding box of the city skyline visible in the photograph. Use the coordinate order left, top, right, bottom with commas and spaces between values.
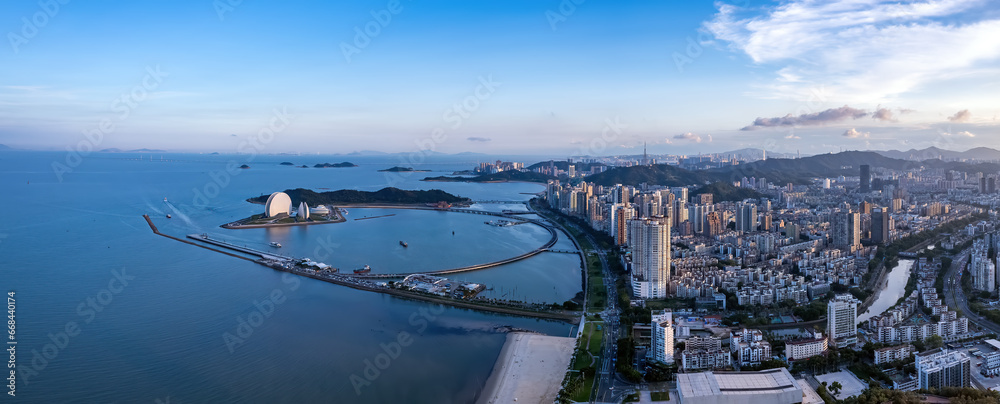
2, 0, 999, 155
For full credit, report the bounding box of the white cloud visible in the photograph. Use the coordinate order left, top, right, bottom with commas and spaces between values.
674, 132, 712, 143
705, 0, 1000, 102
948, 109, 971, 122
942, 130, 976, 137
843, 128, 870, 138
784, 133, 801, 139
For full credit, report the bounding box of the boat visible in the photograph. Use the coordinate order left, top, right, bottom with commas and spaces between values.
399, 241, 408, 247
269, 242, 282, 248
354, 265, 372, 274
166, 214, 172, 218
163, 197, 167, 202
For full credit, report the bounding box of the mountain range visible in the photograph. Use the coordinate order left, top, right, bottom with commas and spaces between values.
875, 146, 1000, 162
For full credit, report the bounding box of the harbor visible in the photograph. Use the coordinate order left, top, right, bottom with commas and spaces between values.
143, 214, 579, 323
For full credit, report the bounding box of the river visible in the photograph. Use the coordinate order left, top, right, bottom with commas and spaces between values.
856, 259, 914, 324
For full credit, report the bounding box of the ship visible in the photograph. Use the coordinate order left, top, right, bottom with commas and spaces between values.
400, 241, 408, 247
166, 214, 172, 218
354, 265, 372, 274
269, 242, 282, 248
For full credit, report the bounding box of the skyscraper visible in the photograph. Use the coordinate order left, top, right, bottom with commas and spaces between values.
833, 211, 861, 251
650, 310, 674, 364
704, 211, 723, 237
611, 203, 635, 246
860, 164, 871, 192
872, 207, 890, 245
735, 202, 757, 233
827, 294, 860, 348
628, 216, 671, 299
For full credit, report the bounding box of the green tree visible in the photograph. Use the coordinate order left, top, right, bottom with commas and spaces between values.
830, 381, 842, 396
925, 335, 944, 349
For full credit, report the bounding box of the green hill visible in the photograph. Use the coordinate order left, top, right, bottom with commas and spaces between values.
586, 164, 712, 187
693, 182, 763, 202
249, 187, 470, 205
422, 170, 555, 183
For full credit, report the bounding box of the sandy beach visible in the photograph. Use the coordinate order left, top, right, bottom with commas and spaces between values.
477, 332, 576, 404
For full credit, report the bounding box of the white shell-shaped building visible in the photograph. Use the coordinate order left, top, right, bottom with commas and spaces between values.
264, 192, 292, 217
297, 202, 309, 219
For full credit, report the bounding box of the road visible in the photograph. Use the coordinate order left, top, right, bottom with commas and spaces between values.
943, 246, 1000, 335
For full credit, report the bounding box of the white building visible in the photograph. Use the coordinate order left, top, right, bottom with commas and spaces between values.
874, 344, 915, 365
916, 348, 971, 389
785, 335, 828, 361
650, 310, 674, 364
827, 294, 860, 348
296, 201, 309, 220
731, 328, 771, 366
263, 192, 292, 217
629, 217, 671, 299
677, 369, 804, 404
981, 352, 1000, 376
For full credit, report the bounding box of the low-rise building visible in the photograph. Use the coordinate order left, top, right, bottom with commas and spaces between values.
785, 335, 828, 361
875, 344, 915, 365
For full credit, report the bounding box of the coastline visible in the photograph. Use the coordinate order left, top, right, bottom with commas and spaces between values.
476, 332, 575, 404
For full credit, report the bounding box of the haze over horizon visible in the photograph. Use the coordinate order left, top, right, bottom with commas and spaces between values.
2, 0, 999, 155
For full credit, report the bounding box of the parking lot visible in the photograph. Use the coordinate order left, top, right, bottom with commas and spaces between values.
948, 340, 1000, 391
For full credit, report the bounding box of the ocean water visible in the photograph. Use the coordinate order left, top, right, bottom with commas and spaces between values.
0, 151, 579, 403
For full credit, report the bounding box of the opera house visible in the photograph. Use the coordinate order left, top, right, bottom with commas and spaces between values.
263, 192, 330, 219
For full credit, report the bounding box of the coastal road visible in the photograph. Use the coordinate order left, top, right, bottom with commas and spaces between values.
944, 247, 1000, 336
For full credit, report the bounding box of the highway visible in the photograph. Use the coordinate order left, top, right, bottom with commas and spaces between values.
943, 246, 1000, 336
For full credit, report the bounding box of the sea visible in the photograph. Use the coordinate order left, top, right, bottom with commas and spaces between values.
0, 151, 581, 403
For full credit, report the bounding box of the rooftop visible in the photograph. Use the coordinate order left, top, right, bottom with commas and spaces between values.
678, 368, 800, 398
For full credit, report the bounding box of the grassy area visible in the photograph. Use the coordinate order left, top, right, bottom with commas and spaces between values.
623, 393, 640, 403
570, 375, 595, 402
650, 391, 670, 401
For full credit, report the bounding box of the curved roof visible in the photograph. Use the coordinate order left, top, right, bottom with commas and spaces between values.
297, 201, 309, 219
264, 192, 292, 217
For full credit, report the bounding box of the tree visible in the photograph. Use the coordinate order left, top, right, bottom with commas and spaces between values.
926, 335, 944, 349
830, 381, 842, 396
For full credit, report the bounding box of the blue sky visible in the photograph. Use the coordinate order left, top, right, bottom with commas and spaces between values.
2, 0, 999, 156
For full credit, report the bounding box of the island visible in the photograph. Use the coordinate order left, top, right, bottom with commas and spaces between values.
314, 162, 357, 168
279, 162, 294, 166
239, 164, 250, 169
247, 187, 471, 206
423, 170, 555, 183
378, 166, 430, 172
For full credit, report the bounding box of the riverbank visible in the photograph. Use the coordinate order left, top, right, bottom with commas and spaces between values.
476, 332, 575, 404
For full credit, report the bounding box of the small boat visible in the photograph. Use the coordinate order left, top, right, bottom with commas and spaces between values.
400, 241, 408, 247
166, 214, 172, 218
354, 265, 372, 274
163, 197, 167, 202
269, 242, 282, 248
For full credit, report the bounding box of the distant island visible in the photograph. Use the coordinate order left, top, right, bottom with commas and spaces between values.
423, 170, 554, 183
99, 148, 167, 153
314, 162, 357, 168
240, 164, 250, 169
279, 162, 294, 166
378, 166, 430, 172
248, 187, 471, 206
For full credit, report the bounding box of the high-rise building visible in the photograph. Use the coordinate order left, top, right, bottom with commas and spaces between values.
735, 202, 757, 233
650, 310, 674, 364
860, 164, 871, 192
610, 203, 635, 246
833, 211, 861, 250
827, 294, 860, 348
628, 216, 671, 299
697, 193, 713, 205
872, 207, 890, 245
688, 204, 713, 234
704, 211, 723, 237
916, 348, 971, 389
